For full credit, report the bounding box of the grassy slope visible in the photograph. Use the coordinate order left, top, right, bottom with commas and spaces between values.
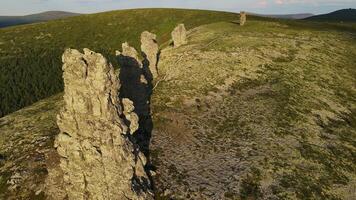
151, 20, 356, 199
0, 11, 80, 28
0, 11, 356, 199
306, 8, 356, 22
0, 8, 238, 117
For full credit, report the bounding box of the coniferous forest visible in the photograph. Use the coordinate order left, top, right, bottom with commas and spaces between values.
0, 9, 238, 117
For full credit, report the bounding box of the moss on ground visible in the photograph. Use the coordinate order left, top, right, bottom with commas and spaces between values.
151, 19, 356, 199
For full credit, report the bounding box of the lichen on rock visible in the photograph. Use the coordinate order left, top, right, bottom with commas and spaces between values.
52, 48, 152, 200
171, 24, 188, 47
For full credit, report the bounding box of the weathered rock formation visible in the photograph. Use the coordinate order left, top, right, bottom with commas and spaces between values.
240, 11, 246, 26
171, 24, 187, 47
54, 48, 152, 200
116, 42, 153, 115
116, 42, 154, 159
122, 98, 139, 134
141, 31, 159, 78
116, 42, 142, 68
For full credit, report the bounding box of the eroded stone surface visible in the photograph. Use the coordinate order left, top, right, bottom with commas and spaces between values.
171, 24, 187, 47
52, 48, 152, 200
141, 31, 159, 78
240, 11, 246, 26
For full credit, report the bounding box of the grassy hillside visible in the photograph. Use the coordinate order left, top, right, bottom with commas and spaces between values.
0, 8, 239, 118
1, 14, 355, 199
252, 13, 314, 19
306, 8, 356, 22
0, 11, 80, 28
152, 20, 356, 199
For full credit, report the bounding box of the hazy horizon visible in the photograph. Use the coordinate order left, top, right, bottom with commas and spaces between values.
0, 0, 355, 16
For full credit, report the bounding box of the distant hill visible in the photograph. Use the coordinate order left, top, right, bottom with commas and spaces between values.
252, 13, 314, 19
0, 11, 81, 28
306, 8, 356, 22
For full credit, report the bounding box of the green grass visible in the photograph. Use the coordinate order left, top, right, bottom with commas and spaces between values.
0, 8, 240, 117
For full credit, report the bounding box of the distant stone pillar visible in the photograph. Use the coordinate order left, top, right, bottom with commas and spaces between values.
141, 31, 159, 78
240, 11, 247, 26
171, 24, 188, 47
55, 48, 152, 200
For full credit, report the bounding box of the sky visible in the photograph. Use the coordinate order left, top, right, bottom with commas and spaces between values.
0, 0, 355, 16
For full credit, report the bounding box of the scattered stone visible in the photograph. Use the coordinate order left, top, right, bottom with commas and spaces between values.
150, 170, 157, 176
171, 24, 188, 47
141, 31, 159, 78
7, 172, 22, 190
53, 48, 152, 200
164, 189, 172, 196
240, 11, 247, 26
140, 74, 148, 84
35, 189, 42, 196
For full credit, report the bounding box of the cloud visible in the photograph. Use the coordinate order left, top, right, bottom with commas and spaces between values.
0, 0, 355, 15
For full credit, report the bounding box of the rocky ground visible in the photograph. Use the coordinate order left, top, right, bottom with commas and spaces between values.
0, 94, 62, 199
0, 19, 356, 199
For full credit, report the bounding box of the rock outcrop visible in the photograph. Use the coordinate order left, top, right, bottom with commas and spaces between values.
116, 42, 142, 68
116, 42, 154, 159
122, 98, 139, 134
54, 48, 152, 200
141, 31, 159, 78
240, 11, 246, 26
171, 24, 187, 47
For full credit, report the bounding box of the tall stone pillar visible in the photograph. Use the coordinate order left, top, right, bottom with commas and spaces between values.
54, 48, 152, 200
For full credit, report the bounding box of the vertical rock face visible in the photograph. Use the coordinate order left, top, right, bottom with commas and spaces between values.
171, 24, 187, 47
55, 48, 152, 200
240, 11, 247, 26
141, 31, 159, 78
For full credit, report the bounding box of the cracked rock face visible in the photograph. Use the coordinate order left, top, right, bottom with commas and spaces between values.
53, 48, 152, 200
141, 31, 159, 78
240, 11, 246, 26
171, 24, 187, 47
